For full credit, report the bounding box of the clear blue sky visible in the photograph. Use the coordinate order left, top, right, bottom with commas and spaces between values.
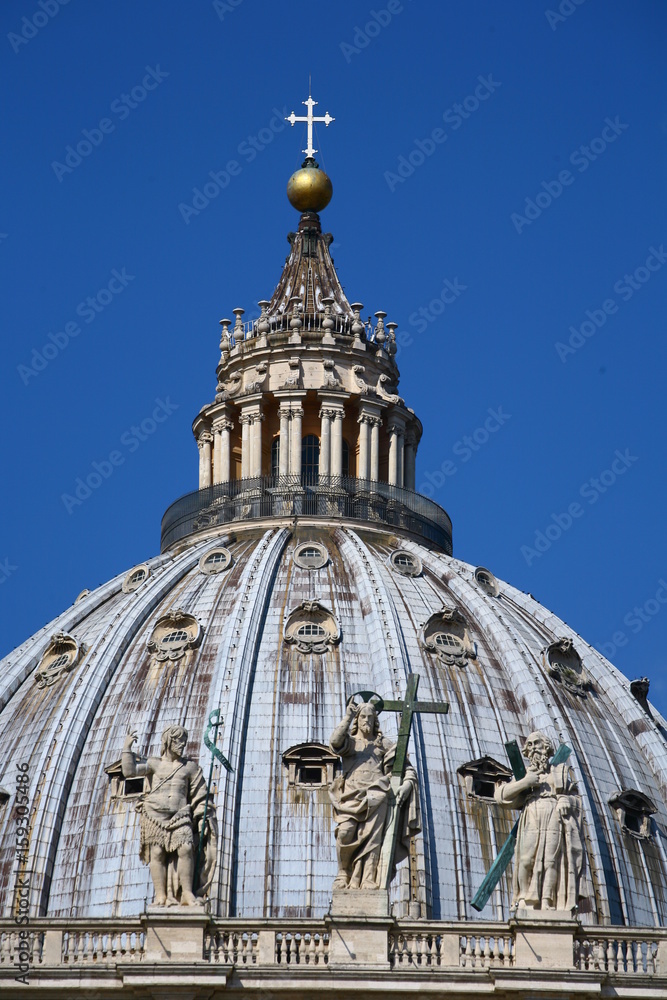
2, 2, 666, 712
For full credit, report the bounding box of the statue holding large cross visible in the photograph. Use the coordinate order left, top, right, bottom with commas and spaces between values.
472, 732, 585, 915
329, 674, 448, 894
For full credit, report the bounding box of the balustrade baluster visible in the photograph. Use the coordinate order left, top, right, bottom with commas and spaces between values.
607, 938, 616, 972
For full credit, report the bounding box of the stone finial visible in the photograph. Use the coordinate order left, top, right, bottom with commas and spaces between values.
386, 321, 398, 356
374, 310, 387, 346
289, 296, 303, 331
233, 308, 245, 341
322, 296, 335, 331
350, 302, 365, 339
257, 300, 270, 336
219, 318, 232, 359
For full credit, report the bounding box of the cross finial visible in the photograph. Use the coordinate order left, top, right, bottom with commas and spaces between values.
285, 89, 335, 159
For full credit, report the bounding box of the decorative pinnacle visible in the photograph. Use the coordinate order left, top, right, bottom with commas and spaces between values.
285, 91, 334, 159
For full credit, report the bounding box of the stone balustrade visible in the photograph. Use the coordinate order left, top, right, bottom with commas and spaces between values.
0, 917, 664, 995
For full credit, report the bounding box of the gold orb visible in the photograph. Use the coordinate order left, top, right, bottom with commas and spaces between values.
287, 160, 333, 213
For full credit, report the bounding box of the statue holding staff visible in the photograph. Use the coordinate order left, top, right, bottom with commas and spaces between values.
122, 725, 217, 906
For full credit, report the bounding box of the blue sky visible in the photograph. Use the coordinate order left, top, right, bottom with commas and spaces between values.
2, 2, 666, 713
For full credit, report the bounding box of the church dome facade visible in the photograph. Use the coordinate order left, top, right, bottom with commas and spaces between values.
3, 492, 667, 927
2, 100, 667, 996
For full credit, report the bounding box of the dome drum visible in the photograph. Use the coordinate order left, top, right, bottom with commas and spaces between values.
160, 473, 453, 553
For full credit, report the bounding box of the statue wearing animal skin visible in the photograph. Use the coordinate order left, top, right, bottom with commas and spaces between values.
122, 726, 217, 906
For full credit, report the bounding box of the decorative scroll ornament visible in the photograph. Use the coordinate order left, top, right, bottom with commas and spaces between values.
281, 356, 301, 390
376, 372, 404, 405
322, 357, 341, 389
352, 364, 370, 395
543, 638, 591, 696
147, 610, 202, 665
244, 361, 269, 394
421, 606, 476, 668
35, 632, 86, 688
218, 372, 242, 400
284, 600, 340, 654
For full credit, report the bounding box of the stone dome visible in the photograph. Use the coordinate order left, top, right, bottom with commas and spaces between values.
2, 138, 667, 939
2, 522, 667, 926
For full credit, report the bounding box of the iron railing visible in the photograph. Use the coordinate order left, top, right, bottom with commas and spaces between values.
160, 475, 453, 553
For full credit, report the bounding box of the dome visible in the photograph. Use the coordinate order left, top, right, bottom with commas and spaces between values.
2, 96, 667, 981
2, 522, 667, 925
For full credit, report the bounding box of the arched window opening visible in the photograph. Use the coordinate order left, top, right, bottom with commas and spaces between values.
342, 439, 350, 477
302, 434, 320, 484
271, 437, 280, 478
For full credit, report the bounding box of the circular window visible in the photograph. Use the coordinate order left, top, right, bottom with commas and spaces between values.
49, 652, 71, 672
433, 632, 464, 652
162, 630, 190, 645
296, 623, 327, 638
293, 542, 328, 570
284, 600, 340, 653
474, 566, 498, 596
74, 589, 90, 604
389, 549, 422, 577
122, 564, 150, 594
199, 546, 233, 575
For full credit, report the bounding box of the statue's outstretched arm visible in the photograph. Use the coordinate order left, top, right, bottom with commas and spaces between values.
121, 731, 149, 778
331, 700, 357, 752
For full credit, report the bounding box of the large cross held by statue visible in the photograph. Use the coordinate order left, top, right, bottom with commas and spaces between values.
350, 674, 449, 889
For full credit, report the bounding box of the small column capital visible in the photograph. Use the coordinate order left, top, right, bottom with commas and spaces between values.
212, 418, 234, 433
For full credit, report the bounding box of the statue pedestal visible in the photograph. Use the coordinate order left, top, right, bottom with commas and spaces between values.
328, 890, 391, 968
511, 908, 579, 970
143, 905, 209, 963
331, 888, 389, 918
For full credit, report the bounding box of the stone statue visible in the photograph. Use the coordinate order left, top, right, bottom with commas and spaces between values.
495, 731, 585, 912
329, 699, 420, 890
122, 726, 217, 906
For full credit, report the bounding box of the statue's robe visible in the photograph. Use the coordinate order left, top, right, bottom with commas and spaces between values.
496, 763, 584, 910
329, 734, 420, 885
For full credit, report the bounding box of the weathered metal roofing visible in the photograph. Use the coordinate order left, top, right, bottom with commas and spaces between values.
1, 524, 666, 926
